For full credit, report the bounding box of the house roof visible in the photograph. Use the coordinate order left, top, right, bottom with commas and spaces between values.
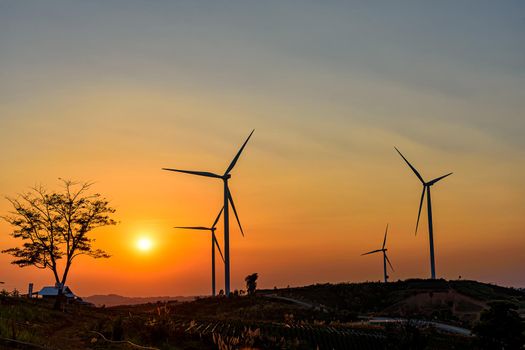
37, 286, 75, 298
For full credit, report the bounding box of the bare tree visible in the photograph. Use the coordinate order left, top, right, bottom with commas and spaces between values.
2, 179, 116, 302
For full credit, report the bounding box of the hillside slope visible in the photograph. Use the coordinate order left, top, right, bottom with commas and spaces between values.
83, 294, 195, 307
260, 279, 525, 327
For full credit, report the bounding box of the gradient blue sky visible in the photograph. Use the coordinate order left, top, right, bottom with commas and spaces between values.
0, 1, 524, 296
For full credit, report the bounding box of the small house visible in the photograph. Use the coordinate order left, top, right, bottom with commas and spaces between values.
37, 285, 76, 299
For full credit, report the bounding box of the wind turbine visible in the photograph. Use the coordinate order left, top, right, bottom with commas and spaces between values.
395, 147, 452, 280
163, 130, 254, 296
175, 208, 225, 296
362, 224, 394, 283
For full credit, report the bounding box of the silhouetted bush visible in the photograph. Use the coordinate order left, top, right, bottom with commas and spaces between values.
245, 273, 258, 296
111, 316, 123, 341
473, 301, 525, 350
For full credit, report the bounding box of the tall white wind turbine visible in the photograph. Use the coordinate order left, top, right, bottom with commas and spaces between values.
163, 130, 254, 295
362, 224, 394, 283
395, 147, 452, 280
175, 208, 225, 296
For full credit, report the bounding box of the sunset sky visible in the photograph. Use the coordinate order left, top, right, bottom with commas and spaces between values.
1, 1, 524, 297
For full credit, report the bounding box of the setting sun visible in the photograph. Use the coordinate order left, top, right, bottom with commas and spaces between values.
136, 237, 153, 252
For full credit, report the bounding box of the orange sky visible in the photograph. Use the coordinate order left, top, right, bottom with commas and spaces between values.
1, 2, 524, 296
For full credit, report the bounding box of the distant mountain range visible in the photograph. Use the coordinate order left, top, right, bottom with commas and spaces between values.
82, 294, 196, 307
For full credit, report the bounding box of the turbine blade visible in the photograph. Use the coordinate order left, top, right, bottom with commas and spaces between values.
382, 224, 389, 249
162, 168, 222, 179
211, 207, 224, 228
224, 129, 255, 176
415, 186, 426, 235
228, 188, 244, 236
385, 254, 394, 272
175, 226, 210, 230
361, 249, 382, 256
427, 172, 453, 186
394, 147, 425, 184
213, 234, 225, 263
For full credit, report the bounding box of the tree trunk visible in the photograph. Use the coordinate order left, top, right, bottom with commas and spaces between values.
54, 261, 71, 311
53, 283, 65, 310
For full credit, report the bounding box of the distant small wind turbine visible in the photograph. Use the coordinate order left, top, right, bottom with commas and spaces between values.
163, 130, 254, 296
362, 224, 394, 283
395, 147, 452, 280
175, 208, 225, 296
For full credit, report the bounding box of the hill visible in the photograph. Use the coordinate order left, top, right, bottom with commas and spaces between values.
83, 294, 196, 307
259, 279, 525, 327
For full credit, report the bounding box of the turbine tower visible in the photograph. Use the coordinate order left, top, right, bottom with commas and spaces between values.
163, 130, 254, 296
395, 147, 452, 280
175, 207, 225, 296
362, 224, 394, 283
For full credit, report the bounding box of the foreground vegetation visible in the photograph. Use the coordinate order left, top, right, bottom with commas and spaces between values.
0, 279, 523, 349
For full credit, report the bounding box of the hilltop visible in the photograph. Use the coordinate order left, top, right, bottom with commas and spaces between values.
83, 294, 196, 307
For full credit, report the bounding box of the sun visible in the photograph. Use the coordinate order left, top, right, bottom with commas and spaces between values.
136, 237, 153, 252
